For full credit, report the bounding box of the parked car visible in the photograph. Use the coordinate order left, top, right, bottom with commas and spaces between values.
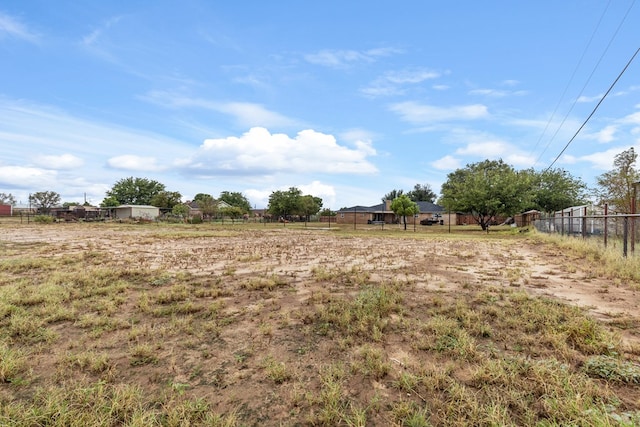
420, 214, 443, 226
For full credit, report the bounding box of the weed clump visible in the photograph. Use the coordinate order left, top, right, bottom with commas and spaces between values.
316, 282, 402, 341
583, 355, 640, 384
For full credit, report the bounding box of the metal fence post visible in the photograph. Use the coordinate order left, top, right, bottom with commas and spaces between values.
623, 216, 629, 258
604, 204, 608, 248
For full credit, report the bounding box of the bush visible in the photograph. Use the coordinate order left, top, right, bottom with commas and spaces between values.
33, 215, 54, 224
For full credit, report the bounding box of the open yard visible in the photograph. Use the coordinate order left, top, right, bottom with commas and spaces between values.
1, 221, 640, 426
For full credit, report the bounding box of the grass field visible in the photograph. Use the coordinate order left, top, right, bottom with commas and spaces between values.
1, 220, 639, 426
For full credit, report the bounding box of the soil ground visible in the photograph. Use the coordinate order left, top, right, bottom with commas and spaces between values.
3, 222, 637, 322
1, 222, 639, 425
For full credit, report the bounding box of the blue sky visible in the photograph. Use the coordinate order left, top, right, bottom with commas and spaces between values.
1, 1, 639, 209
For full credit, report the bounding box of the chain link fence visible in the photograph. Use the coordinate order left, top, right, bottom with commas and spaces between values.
533, 211, 640, 257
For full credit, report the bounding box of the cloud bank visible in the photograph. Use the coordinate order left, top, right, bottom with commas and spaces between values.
177, 127, 378, 176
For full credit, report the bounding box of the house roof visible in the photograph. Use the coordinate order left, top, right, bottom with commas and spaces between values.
115, 205, 159, 209
185, 200, 232, 209
337, 201, 444, 213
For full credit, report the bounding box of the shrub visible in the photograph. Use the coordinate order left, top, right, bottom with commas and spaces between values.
33, 215, 54, 224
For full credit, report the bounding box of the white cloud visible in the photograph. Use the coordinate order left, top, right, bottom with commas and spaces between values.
468, 88, 528, 97
469, 89, 506, 97
142, 91, 298, 128
107, 155, 165, 172
361, 68, 441, 97
620, 111, 640, 125
559, 154, 578, 165
178, 127, 377, 176
0, 12, 39, 43
79, 16, 125, 65
339, 129, 377, 156
304, 47, 401, 68
577, 94, 603, 103
442, 129, 536, 168
432, 84, 449, 91
340, 128, 375, 144
243, 188, 273, 209
304, 50, 365, 67
504, 153, 536, 167
224, 102, 297, 128
360, 84, 403, 97
389, 102, 489, 124
577, 147, 636, 170
82, 16, 122, 46
0, 166, 57, 189
380, 69, 441, 85
299, 181, 337, 206
0, 98, 189, 160
430, 155, 461, 171
585, 125, 617, 143
33, 154, 84, 170
456, 141, 509, 157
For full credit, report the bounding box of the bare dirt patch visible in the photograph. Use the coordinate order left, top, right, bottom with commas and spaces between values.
1, 222, 639, 425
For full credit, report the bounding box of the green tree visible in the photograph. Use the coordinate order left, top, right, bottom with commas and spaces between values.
299, 195, 323, 222
406, 183, 437, 203
29, 191, 61, 214
390, 195, 420, 230
439, 159, 530, 230
382, 189, 403, 203
172, 203, 189, 220
319, 208, 335, 216
100, 196, 120, 207
0, 193, 17, 206
596, 147, 640, 213
219, 191, 252, 213
529, 168, 587, 213
193, 193, 213, 203
220, 205, 245, 223
268, 187, 303, 219
195, 194, 218, 221
150, 191, 183, 209
104, 177, 166, 206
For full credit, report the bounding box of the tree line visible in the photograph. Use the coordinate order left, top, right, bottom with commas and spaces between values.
2, 148, 637, 227
0, 176, 325, 221
378, 147, 639, 230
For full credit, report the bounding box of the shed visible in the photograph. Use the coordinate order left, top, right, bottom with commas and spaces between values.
113, 205, 159, 220
0, 204, 12, 216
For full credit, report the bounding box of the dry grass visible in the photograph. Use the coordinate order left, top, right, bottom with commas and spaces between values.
0, 221, 639, 426
533, 231, 640, 285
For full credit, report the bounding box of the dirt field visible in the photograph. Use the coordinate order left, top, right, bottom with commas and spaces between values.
2, 222, 637, 321
1, 222, 639, 425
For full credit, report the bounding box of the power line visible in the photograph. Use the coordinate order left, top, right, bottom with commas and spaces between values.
534, 0, 636, 167
543, 46, 640, 173
529, 0, 612, 164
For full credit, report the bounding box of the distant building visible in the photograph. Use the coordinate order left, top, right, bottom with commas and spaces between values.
335, 200, 447, 225
112, 205, 160, 220
51, 205, 101, 221
0, 204, 12, 216
184, 200, 231, 218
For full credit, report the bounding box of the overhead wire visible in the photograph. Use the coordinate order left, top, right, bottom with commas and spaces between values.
529, 0, 612, 165
543, 46, 640, 173
534, 0, 636, 167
